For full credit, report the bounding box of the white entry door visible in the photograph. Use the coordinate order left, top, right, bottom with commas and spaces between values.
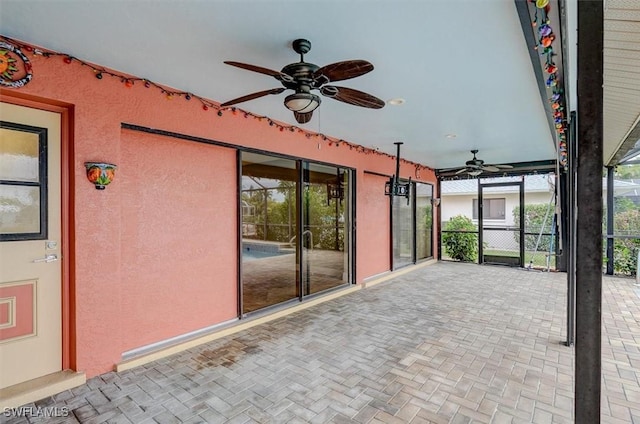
0, 102, 62, 389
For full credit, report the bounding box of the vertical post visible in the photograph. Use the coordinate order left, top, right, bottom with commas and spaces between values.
437, 179, 442, 261
519, 178, 525, 268
566, 111, 577, 346
478, 180, 483, 264
237, 150, 244, 318
412, 183, 416, 263
557, 172, 568, 272
394, 142, 402, 180
335, 171, 340, 252
390, 185, 395, 270
606, 166, 614, 275
350, 170, 356, 284
576, 1, 603, 422
296, 161, 303, 299
263, 189, 268, 241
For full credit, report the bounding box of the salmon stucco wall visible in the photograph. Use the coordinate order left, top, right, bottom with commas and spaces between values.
357, 172, 391, 277
1, 41, 437, 377
119, 130, 238, 351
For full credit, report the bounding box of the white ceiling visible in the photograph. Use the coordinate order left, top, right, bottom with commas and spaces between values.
0, 0, 580, 170
603, 0, 640, 165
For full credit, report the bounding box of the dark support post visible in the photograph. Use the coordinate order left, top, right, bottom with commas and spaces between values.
576, 1, 603, 422
557, 172, 568, 272
566, 110, 577, 347
606, 166, 614, 275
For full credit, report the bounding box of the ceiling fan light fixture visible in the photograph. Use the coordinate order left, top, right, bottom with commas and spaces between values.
284, 92, 321, 113
468, 170, 483, 177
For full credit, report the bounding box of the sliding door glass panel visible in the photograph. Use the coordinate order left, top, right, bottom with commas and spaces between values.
301, 163, 350, 296
392, 183, 414, 269
416, 183, 433, 260
241, 152, 298, 313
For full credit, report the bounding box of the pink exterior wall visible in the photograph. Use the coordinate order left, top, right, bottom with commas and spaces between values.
3, 44, 437, 377
119, 131, 238, 350
358, 172, 392, 277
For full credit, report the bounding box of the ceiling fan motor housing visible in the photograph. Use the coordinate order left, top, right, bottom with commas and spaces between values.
281, 62, 319, 91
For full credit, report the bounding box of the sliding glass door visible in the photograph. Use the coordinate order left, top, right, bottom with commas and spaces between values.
416, 183, 433, 260
241, 153, 299, 313
392, 186, 414, 268
240, 152, 352, 314
392, 181, 434, 269
301, 162, 351, 296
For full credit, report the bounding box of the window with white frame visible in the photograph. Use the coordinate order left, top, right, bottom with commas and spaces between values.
472, 198, 506, 220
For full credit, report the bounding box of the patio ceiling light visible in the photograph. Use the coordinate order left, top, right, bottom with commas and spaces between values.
284, 92, 321, 113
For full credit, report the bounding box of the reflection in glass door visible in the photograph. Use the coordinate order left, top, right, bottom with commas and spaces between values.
301, 163, 351, 296
416, 183, 433, 260
392, 183, 414, 269
240, 153, 299, 313
392, 181, 434, 269
240, 153, 352, 315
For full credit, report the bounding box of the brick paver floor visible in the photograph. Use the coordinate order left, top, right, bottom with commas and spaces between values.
4, 262, 639, 423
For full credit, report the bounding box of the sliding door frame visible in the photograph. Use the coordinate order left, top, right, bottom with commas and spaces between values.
391, 180, 435, 270
238, 149, 356, 318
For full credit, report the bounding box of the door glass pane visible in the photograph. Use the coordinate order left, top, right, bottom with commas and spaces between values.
0, 128, 40, 182
392, 183, 414, 268
302, 163, 350, 296
241, 153, 298, 313
416, 183, 433, 260
0, 185, 40, 234
480, 183, 522, 267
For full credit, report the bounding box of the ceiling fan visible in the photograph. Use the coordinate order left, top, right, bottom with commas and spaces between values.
221, 39, 385, 124
447, 150, 514, 177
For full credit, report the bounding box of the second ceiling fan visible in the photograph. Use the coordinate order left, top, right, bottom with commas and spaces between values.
447, 150, 514, 177
221, 39, 385, 124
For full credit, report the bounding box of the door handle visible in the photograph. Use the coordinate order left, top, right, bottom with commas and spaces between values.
32, 254, 60, 263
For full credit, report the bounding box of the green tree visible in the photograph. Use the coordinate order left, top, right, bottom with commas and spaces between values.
442, 215, 478, 262
615, 164, 640, 179
611, 209, 640, 276
513, 203, 555, 251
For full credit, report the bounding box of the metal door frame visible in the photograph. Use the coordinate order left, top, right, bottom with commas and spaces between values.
478, 178, 525, 266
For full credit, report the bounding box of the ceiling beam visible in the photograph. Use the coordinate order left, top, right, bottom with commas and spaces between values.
435, 159, 556, 180
514, 0, 559, 147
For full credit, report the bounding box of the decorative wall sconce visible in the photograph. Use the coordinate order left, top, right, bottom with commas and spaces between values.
384, 142, 411, 204
431, 198, 441, 207
85, 162, 116, 190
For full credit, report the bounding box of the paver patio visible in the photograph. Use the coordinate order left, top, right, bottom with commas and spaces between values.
3, 262, 639, 423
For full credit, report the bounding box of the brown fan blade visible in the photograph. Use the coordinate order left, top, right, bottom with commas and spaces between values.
314, 60, 374, 84
294, 111, 313, 124
224, 61, 294, 82
482, 166, 500, 172
495, 164, 514, 169
320, 86, 385, 109
220, 88, 286, 107
455, 168, 468, 175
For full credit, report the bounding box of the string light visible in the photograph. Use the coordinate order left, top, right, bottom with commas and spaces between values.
0, 35, 436, 176
530, 0, 567, 168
